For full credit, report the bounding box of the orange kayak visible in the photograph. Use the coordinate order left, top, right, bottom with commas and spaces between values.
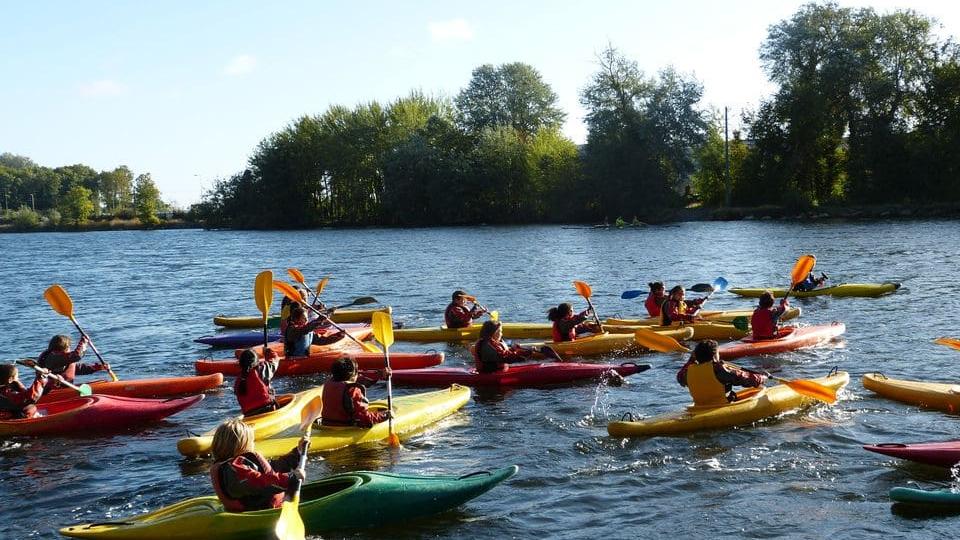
717, 323, 846, 359
196, 351, 444, 377
39, 374, 224, 404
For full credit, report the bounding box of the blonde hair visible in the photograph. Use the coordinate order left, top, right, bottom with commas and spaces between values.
211, 419, 255, 462
49, 335, 71, 352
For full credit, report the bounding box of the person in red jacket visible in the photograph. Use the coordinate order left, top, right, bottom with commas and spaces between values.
444, 290, 486, 329
547, 302, 594, 342
209, 419, 306, 512
751, 291, 790, 340
472, 320, 536, 373
37, 334, 106, 393
0, 364, 48, 420
235, 348, 280, 417
676, 340, 766, 406
321, 358, 392, 428
644, 281, 666, 317
660, 285, 705, 325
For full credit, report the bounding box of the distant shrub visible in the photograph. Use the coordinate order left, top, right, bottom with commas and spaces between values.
11, 205, 40, 229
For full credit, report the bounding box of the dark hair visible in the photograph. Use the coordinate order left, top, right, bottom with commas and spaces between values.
669, 285, 684, 296
48, 335, 70, 352
331, 357, 357, 381
452, 290, 467, 301
547, 302, 573, 321
759, 291, 775, 308
0, 364, 16, 381
648, 281, 664, 292
478, 320, 501, 340
236, 349, 258, 395
289, 304, 307, 322
693, 340, 718, 363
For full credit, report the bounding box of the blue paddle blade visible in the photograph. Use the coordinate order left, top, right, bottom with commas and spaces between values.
621, 290, 644, 300
713, 277, 729, 291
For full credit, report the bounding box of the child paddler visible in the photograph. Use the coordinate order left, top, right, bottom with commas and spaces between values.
37, 334, 106, 393
210, 419, 306, 512
320, 357, 392, 428
659, 285, 704, 325
472, 320, 536, 373
676, 340, 766, 406
283, 304, 345, 357
444, 290, 487, 329
547, 302, 594, 342
644, 281, 666, 317
235, 348, 280, 417
751, 291, 790, 340
0, 364, 48, 420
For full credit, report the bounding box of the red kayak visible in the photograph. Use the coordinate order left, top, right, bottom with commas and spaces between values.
380, 362, 651, 387
39, 374, 224, 404
718, 323, 846, 359
235, 327, 374, 359
0, 394, 204, 437
196, 351, 444, 377
863, 441, 960, 468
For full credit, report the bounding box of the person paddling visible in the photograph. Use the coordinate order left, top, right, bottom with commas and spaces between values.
644, 281, 666, 317
660, 285, 704, 325
209, 419, 306, 512
676, 340, 766, 406
320, 357, 392, 427
751, 291, 790, 340
793, 272, 829, 292
444, 290, 487, 329
37, 334, 106, 394
547, 302, 595, 342
235, 348, 280, 417
0, 364, 48, 420
283, 304, 345, 357
472, 320, 536, 373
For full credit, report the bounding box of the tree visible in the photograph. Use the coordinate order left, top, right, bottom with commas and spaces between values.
133, 173, 162, 225
99, 166, 134, 213
455, 62, 565, 139
58, 185, 95, 225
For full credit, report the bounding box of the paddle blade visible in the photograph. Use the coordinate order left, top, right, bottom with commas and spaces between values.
790, 255, 817, 286
273, 280, 302, 303
315, 277, 329, 296
713, 277, 729, 291
286, 268, 306, 286
387, 432, 401, 448
688, 283, 714, 293
298, 396, 324, 432
573, 280, 593, 299
540, 345, 563, 361
782, 379, 837, 404
347, 296, 378, 306
634, 328, 690, 353
77, 383, 93, 397
621, 290, 644, 300
371, 311, 394, 348
935, 337, 960, 352
274, 497, 306, 540
254, 271, 274, 319
44, 284, 74, 318
731, 316, 749, 332
490, 310, 500, 322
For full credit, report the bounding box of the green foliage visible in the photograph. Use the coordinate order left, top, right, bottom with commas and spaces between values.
455, 63, 565, 139
59, 185, 95, 225
134, 173, 162, 225
10, 205, 40, 229
692, 116, 750, 206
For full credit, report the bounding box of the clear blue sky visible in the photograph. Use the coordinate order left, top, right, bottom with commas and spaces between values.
2, 0, 957, 207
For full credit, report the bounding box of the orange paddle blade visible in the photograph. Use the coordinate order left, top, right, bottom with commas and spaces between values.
790, 255, 817, 287
778, 378, 837, 404
316, 277, 330, 296
254, 271, 274, 319
371, 311, 394, 348
287, 268, 307, 286
935, 337, 960, 352
273, 280, 302, 303
44, 284, 75, 318
298, 396, 324, 432
573, 280, 593, 299
387, 432, 401, 448
634, 328, 690, 353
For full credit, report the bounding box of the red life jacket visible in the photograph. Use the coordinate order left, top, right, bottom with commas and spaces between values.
644, 293, 663, 317
320, 380, 367, 426
444, 303, 472, 329
235, 363, 274, 416
210, 452, 284, 512
751, 308, 778, 339
471, 339, 511, 373
551, 314, 583, 342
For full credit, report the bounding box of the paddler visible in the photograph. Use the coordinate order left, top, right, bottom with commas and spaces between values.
283, 304, 345, 357
320, 357, 392, 427
751, 291, 790, 340
444, 290, 487, 329
676, 340, 766, 406
793, 272, 829, 292
209, 419, 306, 512
473, 320, 536, 373
0, 363, 48, 420
644, 281, 666, 317
547, 302, 595, 342
659, 285, 705, 325
235, 348, 280, 417
37, 334, 107, 394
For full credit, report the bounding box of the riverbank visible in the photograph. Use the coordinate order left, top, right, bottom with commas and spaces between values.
0, 218, 200, 233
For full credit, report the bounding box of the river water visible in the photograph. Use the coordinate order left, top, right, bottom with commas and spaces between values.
1, 221, 957, 538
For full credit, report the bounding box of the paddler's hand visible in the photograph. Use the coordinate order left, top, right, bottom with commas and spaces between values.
291, 467, 306, 482
779, 298, 789, 308
297, 437, 309, 455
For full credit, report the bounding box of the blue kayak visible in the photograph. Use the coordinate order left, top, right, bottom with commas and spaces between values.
194, 331, 280, 348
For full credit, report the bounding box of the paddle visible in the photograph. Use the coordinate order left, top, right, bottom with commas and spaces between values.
315, 277, 329, 297
632, 328, 837, 404
371, 311, 400, 448
573, 280, 605, 333
255, 271, 274, 351
287, 268, 328, 307
273, 281, 382, 353
43, 284, 118, 382
784, 255, 817, 301
463, 295, 495, 321
935, 337, 960, 352
691, 277, 729, 316
17, 359, 92, 396
621, 278, 727, 300
273, 396, 323, 540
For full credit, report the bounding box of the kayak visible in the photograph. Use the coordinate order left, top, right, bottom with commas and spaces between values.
213, 306, 392, 328
194, 323, 368, 348
605, 321, 748, 341
0, 394, 204, 437
394, 322, 555, 342
39, 374, 223, 404
386, 362, 651, 387
863, 440, 960, 468
60, 465, 517, 539
256, 385, 471, 457
862, 372, 960, 413
717, 323, 845, 359
889, 486, 960, 508
605, 307, 802, 326
196, 351, 444, 377
729, 282, 901, 298
235, 326, 374, 358
177, 386, 325, 458
520, 327, 695, 358
607, 371, 849, 437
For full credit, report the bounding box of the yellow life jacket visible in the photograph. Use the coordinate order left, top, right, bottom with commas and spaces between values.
660, 299, 688, 326
686, 361, 730, 407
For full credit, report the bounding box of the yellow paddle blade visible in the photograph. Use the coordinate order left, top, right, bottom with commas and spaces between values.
273, 280, 302, 303
274, 496, 305, 540
287, 268, 307, 286
790, 255, 817, 287
298, 396, 324, 432
490, 310, 500, 322
634, 328, 690, 353
935, 337, 960, 352
780, 378, 837, 404
316, 277, 330, 296
254, 271, 274, 319
573, 280, 593, 299
44, 284, 74, 318
371, 311, 394, 348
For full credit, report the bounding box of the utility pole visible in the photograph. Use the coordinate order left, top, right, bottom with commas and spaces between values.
724, 106, 731, 207
30, 193, 35, 211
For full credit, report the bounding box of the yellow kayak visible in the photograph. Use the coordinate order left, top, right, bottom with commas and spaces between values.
256, 385, 471, 457
213, 306, 392, 328
729, 283, 900, 298
607, 371, 849, 437
862, 372, 960, 413
603, 321, 747, 341
394, 322, 556, 342
605, 307, 801, 327
521, 327, 695, 358
175, 386, 325, 458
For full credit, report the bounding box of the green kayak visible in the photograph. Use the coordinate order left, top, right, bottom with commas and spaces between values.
889, 486, 960, 508
729, 282, 900, 298
61, 466, 518, 539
